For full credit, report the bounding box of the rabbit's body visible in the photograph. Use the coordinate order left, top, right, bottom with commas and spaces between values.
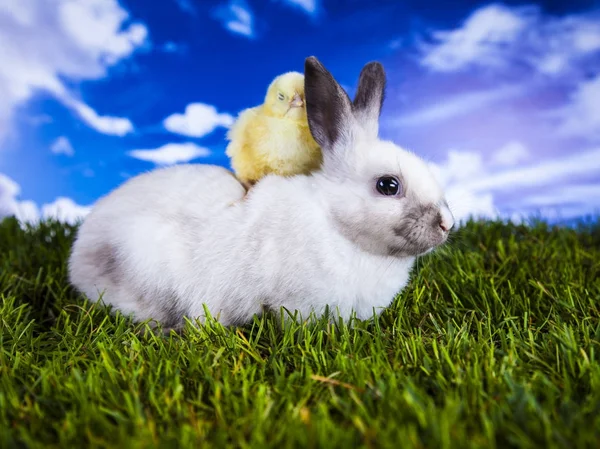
70, 164, 414, 327
69, 57, 454, 329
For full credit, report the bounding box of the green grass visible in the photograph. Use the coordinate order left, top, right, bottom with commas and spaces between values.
1, 216, 599, 448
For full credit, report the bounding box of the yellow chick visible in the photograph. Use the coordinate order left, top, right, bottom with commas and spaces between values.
225, 71, 322, 187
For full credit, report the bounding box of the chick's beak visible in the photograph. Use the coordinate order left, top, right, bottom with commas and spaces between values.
289, 92, 304, 108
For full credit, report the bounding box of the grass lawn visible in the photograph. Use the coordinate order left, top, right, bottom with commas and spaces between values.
1, 216, 599, 448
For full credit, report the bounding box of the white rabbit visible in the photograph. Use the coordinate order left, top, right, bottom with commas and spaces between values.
68, 56, 455, 330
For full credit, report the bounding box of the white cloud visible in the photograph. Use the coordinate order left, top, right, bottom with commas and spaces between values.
491, 141, 529, 166
518, 183, 600, 208
0, 173, 35, 222
429, 149, 483, 185
14, 200, 40, 224
388, 38, 403, 50
128, 142, 211, 165
174, 0, 196, 15
445, 185, 498, 223
428, 150, 499, 222
388, 84, 524, 127
278, 0, 319, 16
552, 75, 600, 141
161, 41, 183, 53
50, 136, 75, 156
58, 0, 147, 63
430, 146, 600, 223
41, 197, 91, 224
459, 148, 600, 193
421, 4, 530, 72
508, 182, 600, 223
0, 0, 147, 140
213, 0, 255, 38
0, 172, 89, 225
63, 97, 134, 136
163, 103, 234, 138
511, 205, 599, 224
419, 3, 600, 77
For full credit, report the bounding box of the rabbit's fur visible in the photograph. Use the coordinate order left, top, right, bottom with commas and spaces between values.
68, 56, 454, 329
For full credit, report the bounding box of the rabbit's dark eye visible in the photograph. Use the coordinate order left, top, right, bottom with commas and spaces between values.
376, 176, 401, 196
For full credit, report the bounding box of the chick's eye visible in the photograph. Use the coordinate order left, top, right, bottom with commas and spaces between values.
376, 176, 401, 196
277, 93, 285, 101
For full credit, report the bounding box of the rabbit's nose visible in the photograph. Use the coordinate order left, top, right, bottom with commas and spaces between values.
438, 204, 455, 232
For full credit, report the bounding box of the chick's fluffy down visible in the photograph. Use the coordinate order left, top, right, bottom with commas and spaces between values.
226, 107, 321, 183
225, 71, 322, 185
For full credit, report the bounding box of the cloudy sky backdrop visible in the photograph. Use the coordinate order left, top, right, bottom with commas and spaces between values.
1, 0, 599, 225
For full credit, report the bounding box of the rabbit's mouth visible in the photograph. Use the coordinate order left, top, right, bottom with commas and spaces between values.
387, 202, 453, 257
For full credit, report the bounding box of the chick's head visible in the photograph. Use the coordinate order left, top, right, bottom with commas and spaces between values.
263, 71, 307, 122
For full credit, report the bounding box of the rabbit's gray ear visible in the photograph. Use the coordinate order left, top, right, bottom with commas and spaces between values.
352, 61, 386, 138
304, 56, 353, 151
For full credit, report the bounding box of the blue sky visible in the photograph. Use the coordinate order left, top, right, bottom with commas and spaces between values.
1, 0, 599, 224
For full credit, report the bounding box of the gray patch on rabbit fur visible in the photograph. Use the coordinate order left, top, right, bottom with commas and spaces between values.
92, 244, 123, 286
160, 297, 188, 330
390, 202, 442, 256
